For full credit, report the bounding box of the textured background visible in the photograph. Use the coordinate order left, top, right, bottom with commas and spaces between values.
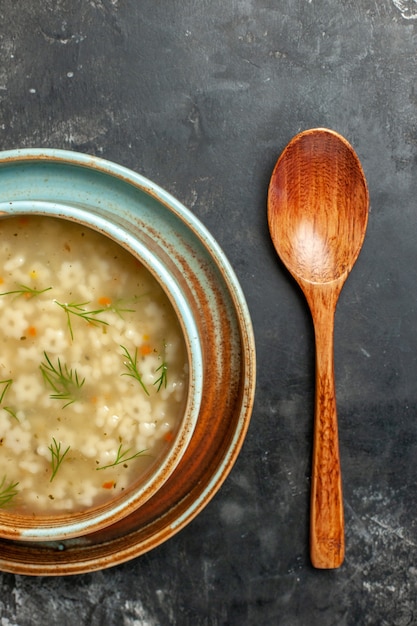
1, 0, 417, 624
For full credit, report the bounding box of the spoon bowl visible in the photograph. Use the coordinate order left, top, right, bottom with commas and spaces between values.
268, 128, 369, 568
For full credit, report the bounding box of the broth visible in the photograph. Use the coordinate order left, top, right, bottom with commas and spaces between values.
0, 215, 188, 515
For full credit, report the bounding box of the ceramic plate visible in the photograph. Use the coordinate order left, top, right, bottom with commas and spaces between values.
0, 149, 256, 575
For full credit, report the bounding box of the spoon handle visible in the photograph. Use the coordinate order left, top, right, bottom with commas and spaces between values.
308, 285, 345, 569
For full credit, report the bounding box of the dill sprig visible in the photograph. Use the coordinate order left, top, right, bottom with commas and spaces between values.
0, 475, 19, 507
120, 345, 149, 395
107, 298, 136, 319
40, 351, 85, 408
96, 443, 147, 471
0, 379, 19, 421
4, 406, 19, 421
154, 345, 168, 392
0, 379, 13, 404
0, 284, 52, 298
54, 300, 109, 340
48, 437, 70, 482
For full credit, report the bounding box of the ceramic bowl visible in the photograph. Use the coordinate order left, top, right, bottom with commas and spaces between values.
0, 149, 256, 574
0, 157, 204, 542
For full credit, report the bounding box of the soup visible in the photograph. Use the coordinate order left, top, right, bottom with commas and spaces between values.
0, 215, 188, 515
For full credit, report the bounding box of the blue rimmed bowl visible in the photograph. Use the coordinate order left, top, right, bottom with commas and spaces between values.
0, 149, 256, 574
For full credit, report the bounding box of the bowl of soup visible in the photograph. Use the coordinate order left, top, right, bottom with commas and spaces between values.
0, 149, 255, 569
0, 206, 203, 542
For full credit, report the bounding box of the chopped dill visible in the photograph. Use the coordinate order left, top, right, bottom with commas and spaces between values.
48, 438, 70, 482
40, 351, 85, 408
96, 443, 147, 471
4, 406, 19, 421
0, 379, 19, 421
0, 284, 52, 299
154, 344, 168, 391
120, 345, 149, 395
0, 475, 19, 507
54, 300, 109, 340
107, 298, 136, 318
0, 379, 13, 404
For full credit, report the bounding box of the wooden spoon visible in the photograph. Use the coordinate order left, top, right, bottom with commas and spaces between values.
267, 128, 369, 569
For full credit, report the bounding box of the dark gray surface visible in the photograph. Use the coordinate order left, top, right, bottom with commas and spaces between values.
1, 0, 417, 624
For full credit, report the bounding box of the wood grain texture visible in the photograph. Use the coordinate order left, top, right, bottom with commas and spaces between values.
268, 128, 369, 569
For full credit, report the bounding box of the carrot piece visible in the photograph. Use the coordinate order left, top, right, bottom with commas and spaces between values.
102, 481, 115, 489
140, 344, 152, 356
98, 296, 111, 306
164, 432, 174, 443
26, 326, 37, 337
